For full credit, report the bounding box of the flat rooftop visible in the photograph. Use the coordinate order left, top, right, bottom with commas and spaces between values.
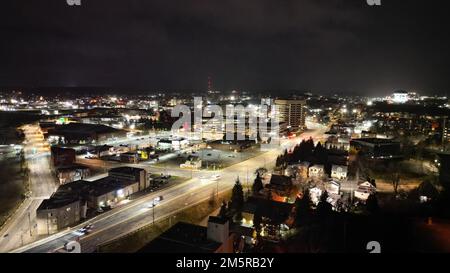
50, 123, 121, 135
109, 166, 144, 176
138, 222, 221, 253
351, 138, 399, 145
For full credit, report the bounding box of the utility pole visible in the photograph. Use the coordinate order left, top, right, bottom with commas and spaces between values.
28, 211, 32, 237
216, 179, 219, 199
152, 204, 155, 225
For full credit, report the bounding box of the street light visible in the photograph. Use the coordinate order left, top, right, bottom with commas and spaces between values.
149, 196, 163, 225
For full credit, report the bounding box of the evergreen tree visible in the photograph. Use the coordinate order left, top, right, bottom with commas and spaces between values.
230, 177, 245, 213
218, 201, 228, 218
252, 173, 264, 195
366, 194, 379, 214
295, 189, 313, 226
316, 191, 333, 217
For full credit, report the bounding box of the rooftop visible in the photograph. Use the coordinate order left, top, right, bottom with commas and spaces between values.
138, 222, 221, 253
351, 138, 399, 145
50, 123, 121, 135
109, 166, 144, 176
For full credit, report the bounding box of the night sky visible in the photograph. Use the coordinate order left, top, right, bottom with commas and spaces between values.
1, 0, 449, 96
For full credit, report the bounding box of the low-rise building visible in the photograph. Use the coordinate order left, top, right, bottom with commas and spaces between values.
180, 156, 202, 169
36, 167, 148, 234
56, 165, 91, 185
350, 138, 401, 159
50, 146, 76, 167
354, 181, 377, 201
120, 152, 139, 163
308, 164, 325, 178
157, 138, 189, 151
109, 166, 149, 191
138, 216, 234, 253
331, 165, 348, 180
88, 177, 139, 210
326, 180, 341, 195
266, 175, 293, 197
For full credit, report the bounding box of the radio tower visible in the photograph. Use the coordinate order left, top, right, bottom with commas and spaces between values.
207, 75, 213, 92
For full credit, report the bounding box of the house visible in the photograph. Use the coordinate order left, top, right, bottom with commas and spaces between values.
331, 165, 348, 180
309, 187, 323, 205
308, 164, 325, 178
298, 161, 310, 179
241, 196, 294, 241
138, 216, 234, 253
266, 175, 293, 197
326, 180, 341, 195
354, 181, 377, 201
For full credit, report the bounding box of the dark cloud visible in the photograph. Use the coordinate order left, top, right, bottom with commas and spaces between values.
0, 0, 449, 96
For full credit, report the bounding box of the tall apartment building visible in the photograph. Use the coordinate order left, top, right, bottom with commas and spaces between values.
443, 117, 450, 143
274, 99, 307, 131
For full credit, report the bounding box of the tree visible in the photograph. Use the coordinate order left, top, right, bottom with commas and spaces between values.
218, 201, 228, 219
366, 194, 379, 214
390, 172, 401, 196
316, 191, 333, 217
295, 189, 313, 226
252, 173, 264, 195
230, 177, 245, 213
255, 167, 268, 177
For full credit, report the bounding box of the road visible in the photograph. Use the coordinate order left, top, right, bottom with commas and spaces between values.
0, 124, 56, 252
8, 122, 328, 253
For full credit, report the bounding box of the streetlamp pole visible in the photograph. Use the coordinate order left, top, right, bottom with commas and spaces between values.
152, 204, 155, 225
216, 179, 219, 199
28, 211, 32, 236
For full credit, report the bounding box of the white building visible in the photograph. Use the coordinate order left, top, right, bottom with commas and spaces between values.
326, 180, 341, 195
392, 91, 409, 104
157, 138, 189, 151
354, 181, 377, 201
180, 157, 202, 169
308, 164, 324, 178
331, 165, 348, 180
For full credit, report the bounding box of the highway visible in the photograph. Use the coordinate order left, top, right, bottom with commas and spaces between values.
7, 122, 328, 253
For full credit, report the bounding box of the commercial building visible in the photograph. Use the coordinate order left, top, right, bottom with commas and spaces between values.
36, 167, 148, 234
47, 123, 126, 144
157, 138, 189, 151
120, 152, 139, 163
180, 156, 202, 169
274, 99, 307, 131
56, 165, 91, 185
443, 118, 450, 143
36, 181, 88, 235
109, 166, 149, 192
138, 216, 234, 253
50, 146, 76, 167
350, 138, 401, 159
438, 153, 450, 189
